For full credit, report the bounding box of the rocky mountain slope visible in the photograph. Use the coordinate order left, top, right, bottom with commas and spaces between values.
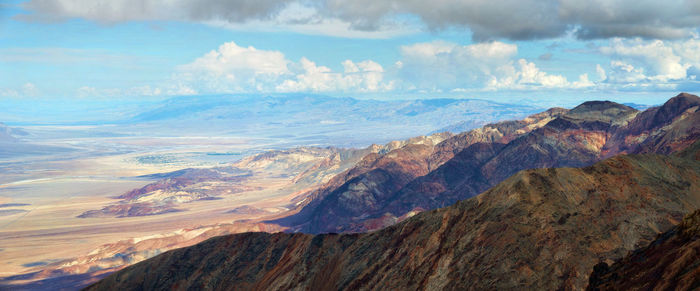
275, 107, 567, 232
587, 208, 700, 291
280, 93, 700, 233
274, 133, 453, 229
87, 137, 700, 290
0, 133, 461, 290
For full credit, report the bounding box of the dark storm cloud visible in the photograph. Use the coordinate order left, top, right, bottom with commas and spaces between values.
184, 0, 293, 22
323, 0, 700, 40
17, 0, 700, 40
322, 0, 567, 41
558, 0, 700, 39
18, 0, 293, 23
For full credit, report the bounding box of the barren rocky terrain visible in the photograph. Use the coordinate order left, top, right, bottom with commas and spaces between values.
88, 135, 700, 291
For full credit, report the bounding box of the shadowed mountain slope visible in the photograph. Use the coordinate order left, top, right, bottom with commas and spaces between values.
87, 139, 700, 290
282, 93, 700, 233
587, 209, 700, 291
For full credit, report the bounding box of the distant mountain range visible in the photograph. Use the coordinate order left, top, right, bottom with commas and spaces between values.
87, 93, 700, 290
126, 94, 542, 146
1, 95, 542, 159
131, 95, 534, 126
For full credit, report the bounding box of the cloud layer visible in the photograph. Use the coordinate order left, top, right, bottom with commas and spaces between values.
19, 0, 700, 40
396, 41, 592, 92
158, 40, 600, 95
172, 41, 393, 94
37, 37, 700, 99
20, 0, 292, 23
596, 38, 700, 90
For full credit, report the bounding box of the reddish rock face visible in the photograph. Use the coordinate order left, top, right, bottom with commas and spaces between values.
281, 93, 700, 233
427, 107, 569, 169
87, 139, 700, 291
603, 92, 700, 156
273, 134, 454, 231
274, 107, 568, 233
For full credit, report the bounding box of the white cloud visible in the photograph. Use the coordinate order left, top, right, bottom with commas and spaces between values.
670, 38, 700, 82
276, 58, 333, 92
462, 41, 520, 59
176, 41, 290, 93
182, 42, 289, 76
397, 41, 579, 91
23, 37, 700, 98
515, 59, 569, 87
593, 37, 700, 92
672, 39, 700, 65
400, 41, 460, 60
571, 74, 595, 89
485, 59, 577, 90
596, 64, 607, 81
276, 58, 392, 92
176, 41, 392, 93
605, 60, 648, 83
397, 41, 516, 90
600, 38, 688, 82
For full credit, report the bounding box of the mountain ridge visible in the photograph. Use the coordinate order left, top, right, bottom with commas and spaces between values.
273, 107, 566, 231
280, 93, 700, 233
87, 138, 700, 290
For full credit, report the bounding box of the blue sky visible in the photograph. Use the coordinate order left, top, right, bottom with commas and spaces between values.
2, 0, 700, 107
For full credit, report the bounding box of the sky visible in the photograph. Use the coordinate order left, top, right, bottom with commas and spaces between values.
2, 0, 700, 107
